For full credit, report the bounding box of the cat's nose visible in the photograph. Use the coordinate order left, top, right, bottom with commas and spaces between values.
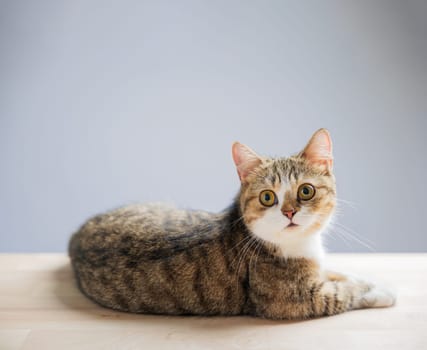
281, 209, 296, 220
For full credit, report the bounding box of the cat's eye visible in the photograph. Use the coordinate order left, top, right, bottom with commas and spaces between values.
259, 190, 277, 207
298, 183, 316, 201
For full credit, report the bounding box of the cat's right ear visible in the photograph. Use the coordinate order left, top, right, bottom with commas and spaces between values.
232, 142, 263, 183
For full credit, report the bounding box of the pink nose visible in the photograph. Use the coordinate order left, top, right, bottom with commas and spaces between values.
282, 210, 296, 220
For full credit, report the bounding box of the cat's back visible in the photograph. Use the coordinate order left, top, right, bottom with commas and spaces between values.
69, 203, 219, 263
68, 203, 247, 315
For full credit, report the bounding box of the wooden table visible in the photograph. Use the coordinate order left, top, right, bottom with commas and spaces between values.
0, 254, 426, 350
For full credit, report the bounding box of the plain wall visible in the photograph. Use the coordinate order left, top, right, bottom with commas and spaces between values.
1, 0, 426, 252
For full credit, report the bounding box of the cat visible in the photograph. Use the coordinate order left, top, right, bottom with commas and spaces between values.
69, 128, 395, 319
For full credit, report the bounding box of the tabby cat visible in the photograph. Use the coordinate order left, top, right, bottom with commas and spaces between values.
69, 129, 395, 319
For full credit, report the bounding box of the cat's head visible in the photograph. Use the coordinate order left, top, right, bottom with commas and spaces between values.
232, 129, 336, 252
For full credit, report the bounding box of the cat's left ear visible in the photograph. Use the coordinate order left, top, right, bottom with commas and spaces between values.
300, 128, 333, 170
232, 142, 263, 182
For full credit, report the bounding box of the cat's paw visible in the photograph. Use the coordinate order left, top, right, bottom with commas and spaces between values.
358, 286, 396, 308
345, 277, 396, 309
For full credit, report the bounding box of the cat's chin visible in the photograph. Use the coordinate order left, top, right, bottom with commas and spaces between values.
285, 223, 299, 229
283, 222, 309, 233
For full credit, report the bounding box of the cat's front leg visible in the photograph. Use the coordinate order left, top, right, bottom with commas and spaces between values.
322, 271, 396, 309
248, 278, 395, 320
248, 259, 396, 320
311, 278, 396, 317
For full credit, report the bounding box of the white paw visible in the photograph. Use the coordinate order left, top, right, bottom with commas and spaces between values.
360, 286, 396, 308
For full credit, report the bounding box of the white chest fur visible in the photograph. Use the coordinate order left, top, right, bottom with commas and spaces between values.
278, 232, 325, 266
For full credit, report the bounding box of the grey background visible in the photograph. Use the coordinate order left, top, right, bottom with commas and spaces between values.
1, 1, 426, 252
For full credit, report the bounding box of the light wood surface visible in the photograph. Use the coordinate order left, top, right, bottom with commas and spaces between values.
0, 253, 426, 350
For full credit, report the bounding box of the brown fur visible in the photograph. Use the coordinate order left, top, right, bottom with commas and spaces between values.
69, 131, 392, 319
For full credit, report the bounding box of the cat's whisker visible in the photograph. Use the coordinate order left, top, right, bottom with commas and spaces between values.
233, 235, 255, 270
230, 235, 253, 268
249, 238, 262, 269
235, 237, 258, 290
336, 198, 358, 210
250, 240, 263, 277
248, 240, 258, 268
329, 229, 355, 248
227, 234, 252, 254
334, 222, 376, 246
329, 225, 376, 252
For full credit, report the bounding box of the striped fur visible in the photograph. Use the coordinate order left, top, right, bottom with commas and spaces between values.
69, 130, 395, 319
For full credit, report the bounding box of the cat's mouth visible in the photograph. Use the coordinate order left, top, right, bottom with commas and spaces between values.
286, 222, 299, 229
